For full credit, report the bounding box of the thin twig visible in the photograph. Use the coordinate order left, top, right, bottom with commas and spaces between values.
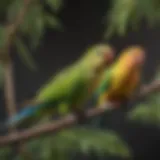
0, 80, 159, 147
4, 59, 17, 119
138, 80, 160, 97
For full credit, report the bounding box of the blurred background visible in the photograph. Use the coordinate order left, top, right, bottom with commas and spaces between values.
0, 0, 160, 159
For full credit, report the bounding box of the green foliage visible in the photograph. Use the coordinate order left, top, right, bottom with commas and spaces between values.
0, 0, 159, 72
13, 128, 131, 160
15, 37, 37, 71
0, 0, 63, 72
8, 0, 63, 69
105, 0, 160, 38
0, 128, 131, 160
0, 147, 12, 160
0, 0, 64, 88
128, 70, 160, 125
46, 0, 64, 12
128, 93, 160, 124
0, 0, 159, 159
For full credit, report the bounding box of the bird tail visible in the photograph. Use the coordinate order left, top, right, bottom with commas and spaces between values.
2, 104, 43, 130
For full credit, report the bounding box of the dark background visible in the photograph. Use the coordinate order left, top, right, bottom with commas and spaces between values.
1, 0, 160, 159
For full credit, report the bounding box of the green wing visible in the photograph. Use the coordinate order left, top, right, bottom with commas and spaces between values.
93, 69, 113, 101
35, 64, 90, 108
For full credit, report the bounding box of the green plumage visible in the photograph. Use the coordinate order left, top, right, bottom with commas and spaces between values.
35, 61, 96, 114
35, 43, 114, 115
4, 43, 114, 127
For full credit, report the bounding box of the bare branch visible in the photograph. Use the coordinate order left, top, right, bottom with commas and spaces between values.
4, 60, 17, 119
0, 103, 114, 147
0, 80, 159, 147
138, 80, 160, 97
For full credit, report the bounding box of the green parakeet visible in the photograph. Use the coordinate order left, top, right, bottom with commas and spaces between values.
3, 43, 115, 128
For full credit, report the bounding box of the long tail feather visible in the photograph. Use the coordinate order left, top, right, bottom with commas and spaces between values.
3, 104, 43, 129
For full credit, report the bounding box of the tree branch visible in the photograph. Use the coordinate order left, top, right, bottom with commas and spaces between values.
0, 80, 159, 147
4, 59, 17, 119
138, 80, 160, 97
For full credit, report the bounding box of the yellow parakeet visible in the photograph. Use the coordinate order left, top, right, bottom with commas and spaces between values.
93, 45, 146, 108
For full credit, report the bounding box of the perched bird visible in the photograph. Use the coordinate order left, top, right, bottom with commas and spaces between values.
93, 45, 146, 109
3, 43, 115, 128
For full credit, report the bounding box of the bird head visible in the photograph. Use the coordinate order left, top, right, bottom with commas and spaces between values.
117, 45, 146, 68
82, 43, 115, 73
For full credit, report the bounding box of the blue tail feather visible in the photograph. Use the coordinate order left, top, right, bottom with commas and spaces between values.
5, 104, 43, 128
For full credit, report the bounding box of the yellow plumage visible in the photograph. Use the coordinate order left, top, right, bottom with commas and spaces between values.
97, 46, 146, 107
